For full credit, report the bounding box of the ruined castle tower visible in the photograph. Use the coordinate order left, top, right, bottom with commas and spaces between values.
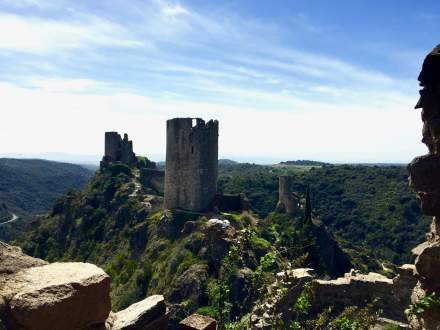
164, 118, 219, 212
100, 132, 137, 169
407, 44, 440, 328
275, 176, 299, 215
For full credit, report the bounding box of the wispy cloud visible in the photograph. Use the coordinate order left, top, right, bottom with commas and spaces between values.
0, 13, 146, 54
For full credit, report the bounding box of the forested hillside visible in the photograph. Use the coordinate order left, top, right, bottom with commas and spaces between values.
0, 158, 93, 215
218, 163, 430, 264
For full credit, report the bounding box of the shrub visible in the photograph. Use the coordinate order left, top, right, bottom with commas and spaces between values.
405, 292, 440, 317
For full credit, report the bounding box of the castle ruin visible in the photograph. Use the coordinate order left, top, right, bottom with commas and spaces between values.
164, 118, 219, 212
100, 132, 137, 169
275, 176, 299, 215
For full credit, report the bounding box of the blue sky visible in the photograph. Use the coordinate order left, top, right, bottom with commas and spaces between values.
0, 0, 438, 163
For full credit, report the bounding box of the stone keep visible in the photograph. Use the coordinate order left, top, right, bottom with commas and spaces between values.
101, 132, 137, 169
164, 118, 218, 212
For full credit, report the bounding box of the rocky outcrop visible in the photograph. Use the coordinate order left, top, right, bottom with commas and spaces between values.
310, 218, 352, 277
408, 44, 440, 329
0, 242, 168, 330
168, 264, 209, 304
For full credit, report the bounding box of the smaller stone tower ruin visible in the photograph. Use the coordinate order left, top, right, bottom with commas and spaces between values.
275, 176, 299, 215
164, 118, 219, 212
100, 132, 137, 169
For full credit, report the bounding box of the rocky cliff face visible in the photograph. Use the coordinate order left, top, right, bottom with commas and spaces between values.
408, 44, 440, 329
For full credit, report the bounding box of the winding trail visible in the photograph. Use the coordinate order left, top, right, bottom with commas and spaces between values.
0, 212, 18, 226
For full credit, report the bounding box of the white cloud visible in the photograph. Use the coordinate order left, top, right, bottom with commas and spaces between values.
0, 13, 145, 54
29, 78, 101, 93
0, 0, 55, 8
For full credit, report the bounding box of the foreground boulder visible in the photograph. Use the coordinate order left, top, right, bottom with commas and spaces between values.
109, 295, 168, 330
0, 242, 169, 330
2, 262, 111, 330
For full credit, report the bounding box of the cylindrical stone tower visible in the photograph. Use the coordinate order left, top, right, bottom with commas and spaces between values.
164, 118, 219, 212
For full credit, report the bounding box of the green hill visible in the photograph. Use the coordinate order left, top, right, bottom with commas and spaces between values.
0, 158, 93, 215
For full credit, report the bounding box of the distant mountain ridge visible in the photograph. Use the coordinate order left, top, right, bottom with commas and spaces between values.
0, 158, 93, 215
278, 160, 329, 166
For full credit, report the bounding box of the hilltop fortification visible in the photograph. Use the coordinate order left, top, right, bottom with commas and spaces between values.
164, 118, 218, 212
100, 132, 137, 169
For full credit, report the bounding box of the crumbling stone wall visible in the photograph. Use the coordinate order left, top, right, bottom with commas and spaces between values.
164, 118, 218, 212
275, 176, 299, 215
100, 132, 137, 169
314, 265, 416, 323
407, 44, 440, 329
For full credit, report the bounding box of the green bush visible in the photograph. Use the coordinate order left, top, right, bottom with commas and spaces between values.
405, 292, 440, 317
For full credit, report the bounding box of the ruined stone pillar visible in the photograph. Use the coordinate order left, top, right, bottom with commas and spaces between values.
164, 118, 219, 212
407, 44, 440, 329
276, 176, 299, 215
